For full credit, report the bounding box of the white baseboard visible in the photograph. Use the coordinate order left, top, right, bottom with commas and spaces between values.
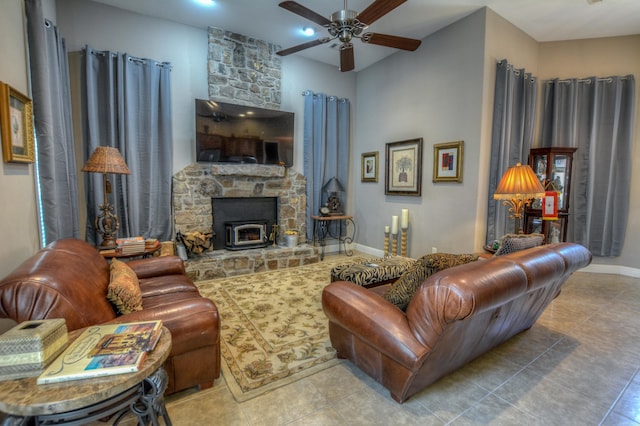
319, 243, 385, 258
581, 263, 640, 278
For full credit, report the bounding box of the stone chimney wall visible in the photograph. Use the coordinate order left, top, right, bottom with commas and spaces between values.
207, 27, 281, 109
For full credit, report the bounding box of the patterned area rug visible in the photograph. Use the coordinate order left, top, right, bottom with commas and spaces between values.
195, 256, 371, 402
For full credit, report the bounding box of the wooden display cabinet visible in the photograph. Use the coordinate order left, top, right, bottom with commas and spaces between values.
524, 147, 577, 243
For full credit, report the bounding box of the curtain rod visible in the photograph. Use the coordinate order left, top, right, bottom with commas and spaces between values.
301, 91, 348, 102
546, 76, 629, 84
86, 48, 172, 70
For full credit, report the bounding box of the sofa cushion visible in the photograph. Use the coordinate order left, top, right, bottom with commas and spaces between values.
383, 253, 480, 311
107, 259, 143, 314
494, 233, 545, 256
330, 256, 416, 287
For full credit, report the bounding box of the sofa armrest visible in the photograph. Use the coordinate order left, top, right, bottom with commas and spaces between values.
104, 298, 219, 353
127, 256, 186, 279
322, 281, 428, 368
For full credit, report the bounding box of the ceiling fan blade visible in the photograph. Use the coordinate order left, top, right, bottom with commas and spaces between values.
362, 33, 421, 51
340, 45, 355, 72
279, 1, 331, 26
276, 38, 331, 56
357, 0, 407, 25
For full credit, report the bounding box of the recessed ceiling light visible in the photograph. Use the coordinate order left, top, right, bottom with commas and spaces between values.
194, 0, 215, 6
302, 27, 315, 37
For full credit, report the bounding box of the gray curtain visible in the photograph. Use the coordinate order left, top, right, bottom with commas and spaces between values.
486, 59, 538, 243
25, 0, 80, 245
82, 46, 173, 244
539, 76, 634, 256
302, 91, 350, 241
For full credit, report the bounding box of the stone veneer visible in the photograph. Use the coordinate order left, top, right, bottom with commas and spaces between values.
173, 163, 318, 280
207, 27, 281, 109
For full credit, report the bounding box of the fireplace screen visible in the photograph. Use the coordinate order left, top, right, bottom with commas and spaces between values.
225, 221, 268, 250
212, 197, 278, 250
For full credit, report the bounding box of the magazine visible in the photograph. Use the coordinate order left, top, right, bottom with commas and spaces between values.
37, 320, 163, 385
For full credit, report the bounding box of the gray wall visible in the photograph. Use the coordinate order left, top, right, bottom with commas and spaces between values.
353, 9, 487, 256
0, 0, 41, 277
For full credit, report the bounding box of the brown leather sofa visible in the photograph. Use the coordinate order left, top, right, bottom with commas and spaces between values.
0, 238, 220, 395
322, 242, 591, 403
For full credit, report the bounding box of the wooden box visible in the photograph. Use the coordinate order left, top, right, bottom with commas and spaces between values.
0, 318, 68, 381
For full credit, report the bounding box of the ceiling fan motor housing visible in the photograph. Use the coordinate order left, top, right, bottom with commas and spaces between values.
329, 9, 365, 43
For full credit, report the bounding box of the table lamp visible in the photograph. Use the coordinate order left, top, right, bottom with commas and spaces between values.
82, 146, 131, 249
493, 162, 545, 234
322, 177, 345, 215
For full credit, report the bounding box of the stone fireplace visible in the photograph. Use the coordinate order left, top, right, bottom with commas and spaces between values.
172, 163, 319, 280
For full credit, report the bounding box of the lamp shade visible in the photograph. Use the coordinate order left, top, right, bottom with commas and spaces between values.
493, 163, 544, 200
322, 177, 345, 193
82, 146, 131, 175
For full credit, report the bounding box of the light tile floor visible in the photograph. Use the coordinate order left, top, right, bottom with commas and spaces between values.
160, 269, 640, 425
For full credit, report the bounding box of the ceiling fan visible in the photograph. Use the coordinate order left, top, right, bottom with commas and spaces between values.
276, 0, 422, 72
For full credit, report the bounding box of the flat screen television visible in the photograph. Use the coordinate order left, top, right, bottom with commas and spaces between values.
195, 99, 294, 166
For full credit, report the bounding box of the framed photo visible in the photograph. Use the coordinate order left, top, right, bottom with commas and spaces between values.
1, 83, 35, 163
433, 140, 463, 183
361, 151, 378, 182
385, 138, 423, 196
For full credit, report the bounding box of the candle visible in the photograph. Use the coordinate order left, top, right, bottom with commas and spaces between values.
401, 209, 409, 228
391, 216, 398, 234
384, 226, 390, 233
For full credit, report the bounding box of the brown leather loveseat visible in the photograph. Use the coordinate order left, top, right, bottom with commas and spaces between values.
0, 238, 220, 395
322, 242, 591, 403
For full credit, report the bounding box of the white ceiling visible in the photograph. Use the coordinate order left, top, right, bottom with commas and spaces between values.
91, 0, 640, 72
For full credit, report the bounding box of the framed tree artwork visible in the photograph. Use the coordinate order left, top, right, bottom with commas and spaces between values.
361, 151, 378, 182
433, 141, 463, 183
385, 138, 423, 196
0, 83, 35, 163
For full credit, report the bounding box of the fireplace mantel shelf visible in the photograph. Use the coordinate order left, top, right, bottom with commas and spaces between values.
208, 164, 287, 178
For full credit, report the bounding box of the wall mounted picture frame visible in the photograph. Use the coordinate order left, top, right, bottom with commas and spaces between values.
361, 151, 379, 182
0, 83, 35, 163
433, 140, 463, 183
385, 138, 423, 196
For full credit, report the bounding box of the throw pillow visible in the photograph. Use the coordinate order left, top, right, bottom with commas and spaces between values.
382, 253, 480, 311
107, 259, 143, 314
494, 233, 545, 256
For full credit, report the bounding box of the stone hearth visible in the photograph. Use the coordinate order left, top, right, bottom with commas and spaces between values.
183, 244, 319, 282
172, 163, 319, 278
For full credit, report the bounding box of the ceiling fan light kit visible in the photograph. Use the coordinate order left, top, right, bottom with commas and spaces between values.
277, 0, 421, 72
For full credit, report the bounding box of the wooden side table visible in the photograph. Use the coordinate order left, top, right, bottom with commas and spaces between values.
311, 215, 356, 260
0, 327, 173, 425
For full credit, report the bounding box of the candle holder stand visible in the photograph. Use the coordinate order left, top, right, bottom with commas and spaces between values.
384, 231, 390, 258
391, 232, 398, 256
401, 227, 408, 257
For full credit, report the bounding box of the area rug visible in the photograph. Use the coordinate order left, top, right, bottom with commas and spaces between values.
195, 256, 372, 402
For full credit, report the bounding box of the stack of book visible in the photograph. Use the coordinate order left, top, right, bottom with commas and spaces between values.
37, 320, 163, 384
145, 238, 160, 250
116, 237, 145, 255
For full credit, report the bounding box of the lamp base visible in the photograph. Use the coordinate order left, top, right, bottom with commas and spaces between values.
97, 238, 117, 250
95, 200, 120, 250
